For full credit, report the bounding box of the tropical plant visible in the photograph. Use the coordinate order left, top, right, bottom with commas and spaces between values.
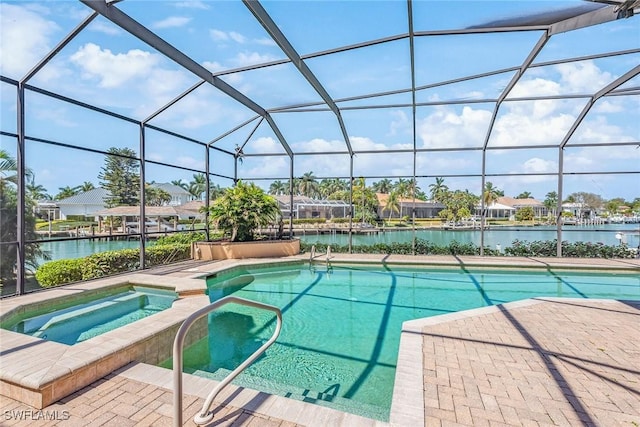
188, 173, 207, 200
372, 178, 393, 194
482, 182, 501, 207
80, 181, 95, 192
98, 147, 140, 207
26, 179, 50, 201
0, 151, 47, 291
544, 191, 558, 216
516, 191, 532, 199
209, 183, 225, 200
55, 185, 80, 200
438, 190, 479, 222
428, 177, 448, 202
269, 180, 288, 195
298, 172, 319, 198
144, 184, 172, 206
203, 180, 281, 242
382, 190, 400, 220
171, 179, 189, 190
515, 206, 535, 221
319, 178, 348, 198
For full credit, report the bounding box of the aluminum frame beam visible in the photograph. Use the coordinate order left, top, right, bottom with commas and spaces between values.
243, 0, 354, 156
80, 0, 292, 157
482, 32, 550, 150
560, 64, 640, 148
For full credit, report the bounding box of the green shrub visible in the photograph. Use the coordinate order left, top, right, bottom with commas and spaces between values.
35, 243, 193, 287
82, 249, 141, 280
35, 259, 84, 288
504, 239, 634, 258
301, 238, 498, 256
153, 232, 206, 246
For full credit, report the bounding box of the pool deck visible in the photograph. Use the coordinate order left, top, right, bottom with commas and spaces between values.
1, 254, 639, 426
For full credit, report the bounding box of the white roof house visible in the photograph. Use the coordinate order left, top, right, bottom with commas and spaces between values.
56, 188, 109, 220
55, 184, 195, 219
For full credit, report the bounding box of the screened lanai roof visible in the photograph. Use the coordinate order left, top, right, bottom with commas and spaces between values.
0, 0, 638, 200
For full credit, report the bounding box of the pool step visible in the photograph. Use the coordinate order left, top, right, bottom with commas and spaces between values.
191, 368, 387, 420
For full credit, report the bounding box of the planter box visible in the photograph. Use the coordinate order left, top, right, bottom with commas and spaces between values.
192, 239, 300, 260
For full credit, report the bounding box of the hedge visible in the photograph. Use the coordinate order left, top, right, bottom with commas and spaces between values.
35, 243, 192, 288
301, 238, 634, 259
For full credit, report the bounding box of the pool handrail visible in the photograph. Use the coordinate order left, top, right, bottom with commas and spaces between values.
172, 296, 283, 427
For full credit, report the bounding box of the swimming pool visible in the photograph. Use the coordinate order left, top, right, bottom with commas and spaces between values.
167, 263, 640, 421
2, 286, 177, 345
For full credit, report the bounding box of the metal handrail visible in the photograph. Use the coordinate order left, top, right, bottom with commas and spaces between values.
173, 296, 283, 427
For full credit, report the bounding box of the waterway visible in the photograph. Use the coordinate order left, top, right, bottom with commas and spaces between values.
35, 224, 639, 262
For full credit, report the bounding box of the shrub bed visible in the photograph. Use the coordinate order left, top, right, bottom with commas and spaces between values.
35, 243, 192, 288
301, 238, 633, 259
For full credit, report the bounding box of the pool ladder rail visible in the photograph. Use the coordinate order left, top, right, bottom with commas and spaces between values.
309, 245, 333, 272
172, 296, 283, 427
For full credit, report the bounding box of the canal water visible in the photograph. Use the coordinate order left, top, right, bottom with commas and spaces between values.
36, 224, 639, 262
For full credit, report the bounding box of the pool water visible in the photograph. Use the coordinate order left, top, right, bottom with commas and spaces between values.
167, 264, 640, 421
4, 286, 177, 345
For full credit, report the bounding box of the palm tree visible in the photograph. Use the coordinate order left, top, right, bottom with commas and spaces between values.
80, 181, 95, 192
0, 151, 47, 288
372, 178, 393, 194
382, 190, 400, 221
269, 180, 288, 195
393, 179, 411, 217
482, 182, 500, 207
428, 177, 448, 202
1, 149, 18, 189
482, 182, 501, 222
319, 178, 348, 199
298, 172, 319, 198
544, 191, 558, 217
26, 177, 50, 201
55, 186, 80, 200
189, 173, 207, 200
171, 179, 189, 191
516, 191, 532, 199
209, 183, 225, 200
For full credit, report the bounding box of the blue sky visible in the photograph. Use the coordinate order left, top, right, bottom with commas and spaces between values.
1, 0, 639, 201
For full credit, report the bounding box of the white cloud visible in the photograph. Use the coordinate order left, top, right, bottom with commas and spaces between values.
210, 29, 228, 41
89, 20, 122, 36
229, 32, 247, 44
255, 38, 276, 46
174, 1, 210, 10
593, 100, 623, 113
556, 61, 614, 93
571, 115, 635, 144
232, 51, 277, 67
246, 136, 284, 154
175, 156, 204, 169
504, 157, 558, 185
70, 43, 161, 88
0, 3, 59, 78
417, 106, 492, 148
203, 61, 224, 73
210, 29, 246, 43
509, 78, 560, 98
509, 60, 615, 99
521, 157, 557, 174
152, 16, 191, 29
388, 110, 410, 136
239, 156, 289, 178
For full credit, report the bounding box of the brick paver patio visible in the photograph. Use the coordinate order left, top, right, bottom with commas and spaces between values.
417, 298, 640, 427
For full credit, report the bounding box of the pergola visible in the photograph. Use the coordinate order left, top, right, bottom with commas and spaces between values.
1, 0, 638, 295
